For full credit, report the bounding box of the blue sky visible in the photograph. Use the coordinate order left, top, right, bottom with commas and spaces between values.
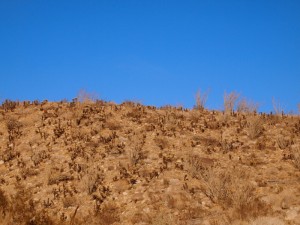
0, 0, 299, 112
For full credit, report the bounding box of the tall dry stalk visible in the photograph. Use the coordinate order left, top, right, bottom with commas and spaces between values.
194, 89, 209, 111
224, 92, 239, 114
237, 98, 259, 113
272, 98, 283, 115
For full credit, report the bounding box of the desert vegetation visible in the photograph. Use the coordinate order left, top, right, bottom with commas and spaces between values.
0, 97, 300, 225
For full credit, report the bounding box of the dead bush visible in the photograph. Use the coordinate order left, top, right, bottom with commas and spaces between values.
154, 137, 169, 150
94, 201, 120, 225
1, 99, 18, 111
200, 167, 268, 220
272, 98, 284, 115
26, 210, 55, 225
104, 120, 122, 130
126, 108, 144, 122
201, 168, 234, 205
186, 153, 215, 179
6, 118, 22, 142
31, 150, 50, 166
77, 89, 98, 103
1, 148, 20, 162
63, 196, 77, 208
237, 98, 259, 113
151, 211, 177, 225
231, 183, 269, 220
0, 189, 8, 216
53, 120, 65, 138
247, 116, 264, 139
291, 145, 300, 169
81, 167, 104, 195
249, 216, 285, 225
194, 89, 209, 111
224, 92, 239, 114
8, 184, 42, 224
276, 135, 291, 150
129, 147, 144, 166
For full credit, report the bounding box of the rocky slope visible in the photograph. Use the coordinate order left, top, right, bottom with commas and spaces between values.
0, 100, 300, 225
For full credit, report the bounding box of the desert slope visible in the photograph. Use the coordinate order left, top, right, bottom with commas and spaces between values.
0, 100, 300, 225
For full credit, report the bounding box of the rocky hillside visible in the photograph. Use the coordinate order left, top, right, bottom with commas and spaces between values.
0, 100, 300, 225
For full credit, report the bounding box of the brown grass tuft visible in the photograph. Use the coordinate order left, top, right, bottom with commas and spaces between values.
248, 116, 264, 139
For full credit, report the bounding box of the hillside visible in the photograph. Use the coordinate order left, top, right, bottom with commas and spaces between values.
0, 100, 300, 225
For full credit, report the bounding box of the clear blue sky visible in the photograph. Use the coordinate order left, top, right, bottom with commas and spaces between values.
0, 1, 299, 112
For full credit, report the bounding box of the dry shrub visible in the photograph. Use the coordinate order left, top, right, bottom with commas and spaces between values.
63, 196, 77, 208
129, 147, 144, 166
126, 108, 144, 121
77, 89, 98, 103
1, 99, 18, 111
249, 216, 285, 225
231, 184, 269, 220
1, 184, 55, 225
209, 216, 231, 225
1, 148, 20, 163
6, 118, 22, 142
26, 210, 55, 225
81, 167, 104, 195
130, 212, 152, 224
151, 212, 177, 225
191, 135, 220, 148
201, 167, 269, 220
178, 205, 205, 222
93, 201, 120, 225
201, 168, 234, 205
10, 185, 35, 224
291, 145, 300, 169
0, 189, 8, 216
194, 89, 209, 111
154, 137, 169, 150
104, 120, 122, 130
276, 135, 291, 150
186, 153, 215, 179
256, 136, 267, 150
272, 98, 284, 115
247, 116, 264, 139
237, 98, 259, 113
224, 92, 239, 114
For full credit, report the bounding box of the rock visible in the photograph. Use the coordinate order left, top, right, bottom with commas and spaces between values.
285, 208, 299, 221
132, 192, 144, 202
281, 195, 297, 210
281, 197, 290, 209
111, 179, 130, 193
